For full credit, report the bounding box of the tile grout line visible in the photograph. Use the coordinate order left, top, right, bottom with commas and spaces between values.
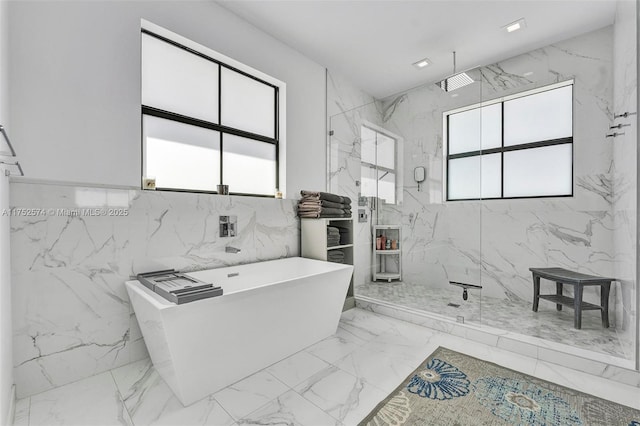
224, 370, 293, 423
288, 365, 348, 424
26, 397, 31, 426
108, 370, 135, 426
234, 329, 383, 425
209, 394, 236, 426
264, 369, 295, 391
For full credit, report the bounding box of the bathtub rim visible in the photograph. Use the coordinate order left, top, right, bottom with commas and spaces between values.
126, 256, 353, 310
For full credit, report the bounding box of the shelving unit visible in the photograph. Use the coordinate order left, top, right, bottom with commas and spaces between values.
301, 218, 355, 310
373, 225, 402, 282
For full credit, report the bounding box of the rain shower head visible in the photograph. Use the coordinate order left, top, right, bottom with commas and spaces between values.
437, 72, 474, 92
436, 51, 475, 92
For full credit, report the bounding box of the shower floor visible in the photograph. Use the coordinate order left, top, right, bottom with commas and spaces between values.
356, 280, 631, 360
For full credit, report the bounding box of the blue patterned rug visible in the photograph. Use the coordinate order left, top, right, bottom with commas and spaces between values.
359, 347, 640, 425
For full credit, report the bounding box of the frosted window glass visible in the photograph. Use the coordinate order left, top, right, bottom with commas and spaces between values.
504, 85, 572, 146
360, 166, 376, 197
221, 68, 275, 138
377, 133, 395, 170
143, 115, 220, 191
223, 135, 276, 195
449, 104, 501, 154
481, 153, 502, 199
378, 172, 396, 204
504, 144, 572, 197
142, 34, 219, 122
448, 154, 501, 200
480, 104, 502, 150
361, 127, 376, 164
448, 156, 480, 200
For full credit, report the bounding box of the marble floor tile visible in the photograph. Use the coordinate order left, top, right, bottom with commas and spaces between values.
381, 315, 438, 344
15, 308, 639, 426
213, 370, 289, 420
13, 397, 30, 426
294, 365, 388, 425
335, 340, 420, 394
235, 390, 340, 426
434, 334, 539, 376
266, 350, 330, 388
29, 372, 126, 426
356, 281, 629, 359
305, 326, 366, 364
111, 358, 234, 426
533, 360, 640, 410
338, 308, 395, 341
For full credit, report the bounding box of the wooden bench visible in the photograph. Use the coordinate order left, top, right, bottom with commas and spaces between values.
529, 267, 613, 329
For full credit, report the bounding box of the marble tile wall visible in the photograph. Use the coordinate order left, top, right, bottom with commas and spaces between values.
612, 0, 638, 364
380, 25, 615, 300
327, 71, 381, 289
10, 181, 299, 398
329, 26, 636, 360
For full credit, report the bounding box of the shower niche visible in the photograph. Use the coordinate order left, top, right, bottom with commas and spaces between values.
372, 224, 402, 282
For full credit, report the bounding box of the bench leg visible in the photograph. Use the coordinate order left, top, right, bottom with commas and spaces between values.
601, 282, 611, 328
532, 275, 540, 312
555, 282, 563, 311
574, 285, 583, 329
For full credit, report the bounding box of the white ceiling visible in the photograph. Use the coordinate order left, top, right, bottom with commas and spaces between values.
217, 0, 617, 99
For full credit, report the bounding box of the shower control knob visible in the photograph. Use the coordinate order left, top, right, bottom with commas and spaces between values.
463, 289, 468, 301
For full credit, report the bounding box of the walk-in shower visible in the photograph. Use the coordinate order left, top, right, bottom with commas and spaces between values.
328, 15, 638, 369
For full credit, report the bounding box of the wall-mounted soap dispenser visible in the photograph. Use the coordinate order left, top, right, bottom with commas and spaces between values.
414, 166, 426, 191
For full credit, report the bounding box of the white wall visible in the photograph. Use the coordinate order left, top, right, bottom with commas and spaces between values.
0, 0, 7, 126
0, 0, 13, 422
8, 0, 326, 197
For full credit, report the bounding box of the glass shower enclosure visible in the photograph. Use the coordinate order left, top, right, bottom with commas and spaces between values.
328, 9, 638, 369
328, 69, 484, 326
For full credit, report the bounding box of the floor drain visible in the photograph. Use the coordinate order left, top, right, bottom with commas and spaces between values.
447, 303, 460, 308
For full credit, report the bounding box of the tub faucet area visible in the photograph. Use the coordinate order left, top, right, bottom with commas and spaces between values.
225, 245, 241, 253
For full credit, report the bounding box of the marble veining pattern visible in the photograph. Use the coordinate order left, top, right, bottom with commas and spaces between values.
328, 25, 636, 363
356, 281, 629, 359
611, 0, 638, 366
10, 182, 299, 398
14, 308, 640, 426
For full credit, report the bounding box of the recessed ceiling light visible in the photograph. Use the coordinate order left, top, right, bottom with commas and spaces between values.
504, 18, 526, 33
413, 58, 430, 69
523, 71, 534, 76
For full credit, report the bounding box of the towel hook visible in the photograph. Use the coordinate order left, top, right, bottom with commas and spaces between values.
606, 132, 625, 138
610, 123, 631, 130
614, 111, 637, 119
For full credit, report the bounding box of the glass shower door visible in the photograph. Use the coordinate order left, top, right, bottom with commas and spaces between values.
328, 73, 485, 325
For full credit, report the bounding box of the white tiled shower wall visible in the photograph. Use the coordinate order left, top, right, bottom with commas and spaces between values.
329, 22, 637, 362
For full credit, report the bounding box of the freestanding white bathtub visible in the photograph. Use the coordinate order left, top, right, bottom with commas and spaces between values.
126, 257, 353, 405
